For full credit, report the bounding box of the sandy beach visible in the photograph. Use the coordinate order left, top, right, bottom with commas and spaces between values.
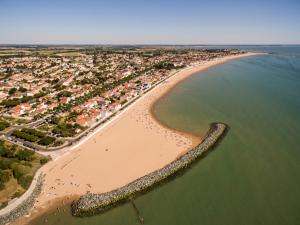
13, 52, 258, 224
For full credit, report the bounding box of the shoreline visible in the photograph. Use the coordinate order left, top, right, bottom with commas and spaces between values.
71, 122, 229, 216
12, 52, 260, 225
149, 51, 260, 153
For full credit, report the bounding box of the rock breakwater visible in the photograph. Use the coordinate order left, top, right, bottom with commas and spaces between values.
72, 122, 228, 217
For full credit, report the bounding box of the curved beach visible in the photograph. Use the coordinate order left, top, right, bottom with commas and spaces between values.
13, 52, 257, 224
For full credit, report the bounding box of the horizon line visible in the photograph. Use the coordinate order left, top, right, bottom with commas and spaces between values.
1, 43, 300, 47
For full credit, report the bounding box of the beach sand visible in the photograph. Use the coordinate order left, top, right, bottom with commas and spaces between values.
14, 52, 258, 225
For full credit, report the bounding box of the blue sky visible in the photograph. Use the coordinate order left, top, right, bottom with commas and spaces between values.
0, 0, 299, 44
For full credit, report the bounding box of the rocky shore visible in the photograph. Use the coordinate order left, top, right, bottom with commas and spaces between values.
71, 122, 228, 217
0, 173, 44, 225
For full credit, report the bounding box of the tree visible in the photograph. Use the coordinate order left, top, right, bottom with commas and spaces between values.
21, 128, 45, 138
12, 164, 29, 179
6, 68, 13, 75
8, 87, 17, 95
12, 130, 39, 142
57, 91, 72, 98
33, 91, 46, 99
18, 87, 27, 92
1, 99, 20, 107
93, 52, 97, 65
50, 116, 61, 125
38, 136, 56, 146
0, 121, 10, 131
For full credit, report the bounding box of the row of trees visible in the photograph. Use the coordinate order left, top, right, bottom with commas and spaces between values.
12, 128, 56, 146
0, 90, 47, 108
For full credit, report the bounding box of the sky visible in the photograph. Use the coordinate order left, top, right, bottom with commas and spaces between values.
0, 0, 299, 45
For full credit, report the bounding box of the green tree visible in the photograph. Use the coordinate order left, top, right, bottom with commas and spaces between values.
38, 136, 56, 146
0, 121, 10, 131
18, 87, 27, 92
1, 99, 20, 107
8, 87, 17, 95
16, 149, 34, 161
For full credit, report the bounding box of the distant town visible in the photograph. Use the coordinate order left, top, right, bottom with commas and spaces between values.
0, 47, 242, 151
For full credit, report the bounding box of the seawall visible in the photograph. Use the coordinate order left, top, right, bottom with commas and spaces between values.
0, 173, 44, 225
71, 122, 228, 217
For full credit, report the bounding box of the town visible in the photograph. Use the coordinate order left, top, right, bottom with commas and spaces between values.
0, 47, 242, 151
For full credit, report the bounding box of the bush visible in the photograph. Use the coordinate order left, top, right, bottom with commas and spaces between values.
18, 175, 33, 189
22, 161, 32, 167
0, 169, 11, 183
12, 191, 22, 198
52, 140, 64, 147
0, 169, 11, 190
40, 157, 50, 165
16, 149, 34, 161
0, 146, 16, 158
0, 201, 8, 209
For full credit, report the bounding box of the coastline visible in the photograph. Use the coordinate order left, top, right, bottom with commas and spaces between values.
12, 52, 259, 225
149, 51, 260, 155
71, 122, 229, 216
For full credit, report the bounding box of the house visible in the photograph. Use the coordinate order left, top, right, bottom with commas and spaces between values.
100, 110, 111, 118
62, 75, 74, 86
71, 105, 82, 113
76, 117, 88, 127
88, 108, 102, 120
48, 102, 59, 110
84, 99, 97, 108
108, 102, 121, 112
11, 103, 31, 116
60, 97, 70, 104
36, 102, 47, 110
0, 92, 8, 101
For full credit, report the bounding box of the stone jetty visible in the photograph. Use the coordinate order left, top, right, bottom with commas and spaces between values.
72, 122, 228, 216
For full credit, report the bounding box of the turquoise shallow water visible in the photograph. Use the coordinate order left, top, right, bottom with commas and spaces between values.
32, 46, 300, 225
